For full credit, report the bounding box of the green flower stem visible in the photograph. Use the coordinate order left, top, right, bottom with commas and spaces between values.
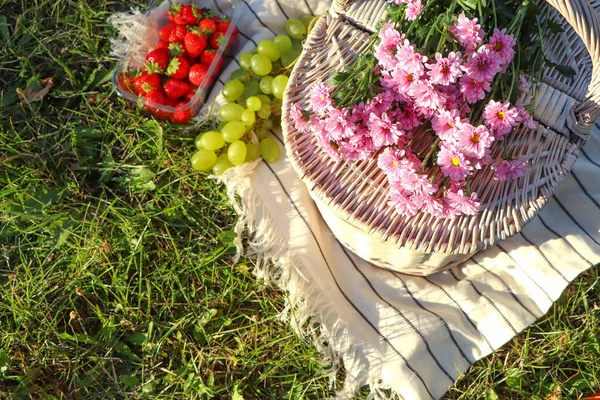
420, 137, 441, 173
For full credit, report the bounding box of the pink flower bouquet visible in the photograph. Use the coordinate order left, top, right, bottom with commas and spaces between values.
290, 0, 571, 219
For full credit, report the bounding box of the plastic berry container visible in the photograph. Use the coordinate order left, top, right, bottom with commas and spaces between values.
112, 0, 240, 120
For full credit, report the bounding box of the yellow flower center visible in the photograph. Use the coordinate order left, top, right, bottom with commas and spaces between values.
406, 74, 414, 82
447, 121, 454, 128
471, 134, 480, 143
497, 111, 505, 120
392, 161, 398, 167
441, 65, 449, 73
494, 42, 503, 51
451, 157, 460, 166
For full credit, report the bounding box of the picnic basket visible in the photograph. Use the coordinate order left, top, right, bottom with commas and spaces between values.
281, 0, 600, 275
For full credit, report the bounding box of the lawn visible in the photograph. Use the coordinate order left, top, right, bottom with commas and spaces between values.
1, 1, 599, 399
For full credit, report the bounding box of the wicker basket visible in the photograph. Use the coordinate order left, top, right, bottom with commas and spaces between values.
282, 0, 600, 275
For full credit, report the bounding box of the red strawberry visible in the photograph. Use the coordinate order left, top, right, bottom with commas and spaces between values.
134, 72, 162, 95
166, 56, 190, 80
216, 20, 237, 35
153, 41, 169, 51
209, 31, 228, 50
164, 79, 189, 99
168, 42, 188, 58
200, 49, 217, 65
184, 29, 207, 58
210, 14, 223, 23
183, 87, 197, 102
159, 23, 176, 42
145, 89, 166, 111
170, 102, 193, 124
145, 48, 169, 73
177, 5, 199, 25
188, 63, 209, 87
168, 25, 187, 43
167, 3, 180, 23
117, 72, 134, 93
198, 18, 217, 35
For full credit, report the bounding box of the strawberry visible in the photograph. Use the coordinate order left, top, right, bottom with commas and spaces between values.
184, 28, 207, 58
164, 79, 189, 99
166, 56, 190, 80
145, 48, 169, 73
188, 63, 209, 87
210, 14, 223, 23
178, 5, 199, 25
216, 20, 237, 36
159, 23, 176, 42
183, 87, 197, 102
170, 102, 193, 124
145, 89, 166, 111
168, 25, 187, 43
198, 18, 217, 35
134, 72, 162, 95
117, 72, 134, 93
153, 41, 169, 51
209, 31, 228, 50
167, 3, 179, 23
200, 49, 217, 65
168, 42, 189, 58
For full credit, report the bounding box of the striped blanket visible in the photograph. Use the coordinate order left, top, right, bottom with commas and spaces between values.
111, 1, 600, 398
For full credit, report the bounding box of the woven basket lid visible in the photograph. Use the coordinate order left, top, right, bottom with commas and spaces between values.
282, 0, 600, 275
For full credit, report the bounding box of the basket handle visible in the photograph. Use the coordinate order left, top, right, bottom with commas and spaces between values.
547, 0, 600, 138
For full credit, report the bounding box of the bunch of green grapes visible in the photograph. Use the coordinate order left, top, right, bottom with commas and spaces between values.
190, 16, 317, 174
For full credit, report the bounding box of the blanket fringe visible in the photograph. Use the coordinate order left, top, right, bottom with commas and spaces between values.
212, 163, 404, 400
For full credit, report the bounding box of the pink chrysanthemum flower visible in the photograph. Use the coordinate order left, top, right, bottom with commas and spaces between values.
445, 188, 480, 215
431, 109, 462, 141
450, 13, 485, 50
394, 102, 421, 131
389, 185, 419, 217
492, 156, 529, 180
426, 51, 463, 85
324, 108, 356, 141
377, 147, 406, 183
368, 112, 405, 147
313, 117, 342, 161
366, 91, 394, 116
340, 130, 375, 161
309, 82, 334, 115
455, 123, 494, 158
405, 0, 424, 20
437, 144, 472, 181
482, 100, 521, 140
515, 99, 537, 129
412, 194, 445, 215
396, 40, 428, 75
488, 28, 516, 66
462, 47, 502, 82
289, 103, 309, 134
400, 169, 438, 195
375, 24, 404, 71
409, 81, 444, 116
459, 74, 491, 104
381, 68, 420, 96
517, 75, 531, 93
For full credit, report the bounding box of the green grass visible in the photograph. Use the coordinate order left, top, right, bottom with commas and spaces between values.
0, 1, 599, 399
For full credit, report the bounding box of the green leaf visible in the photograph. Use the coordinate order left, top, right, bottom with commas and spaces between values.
547, 19, 564, 34
113, 341, 141, 362
554, 64, 577, 78
59, 332, 100, 345
485, 388, 499, 400
119, 374, 140, 388
0, 350, 9, 374
1, 90, 18, 107
126, 332, 148, 346
232, 384, 245, 400
0, 16, 9, 43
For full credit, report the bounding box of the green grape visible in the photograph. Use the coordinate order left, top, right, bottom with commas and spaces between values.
222, 80, 245, 102
257, 40, 281, 62
191, 148, 217, 171
301, 15, 315, 31
257, 103, 272, 119
259, 76, 274, 94
259, 137, 281, 162
221, 121, 247, 142
239, 52, 253, 70
245, 143, 260, 162
220, 103, 245, 122
241, 78, 261, 101
199, 131, 225, 150
241, 109, 256, 127
273, 35, 293, 54
246, 96, 262, 111
271, 75, 289, 100
281, 50, 300, 68
230, 69, 250, 81
291, 39, 303, 52
227, 140, 247, 165
218, 121, 227, 130
257, 94, 271, 105
261, 118, 274, 130
194, 132, 204, 149
285, 18, 306, 40
213, 153, 234, 175
250, 54, 272, 76
255, 128, 268, 140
